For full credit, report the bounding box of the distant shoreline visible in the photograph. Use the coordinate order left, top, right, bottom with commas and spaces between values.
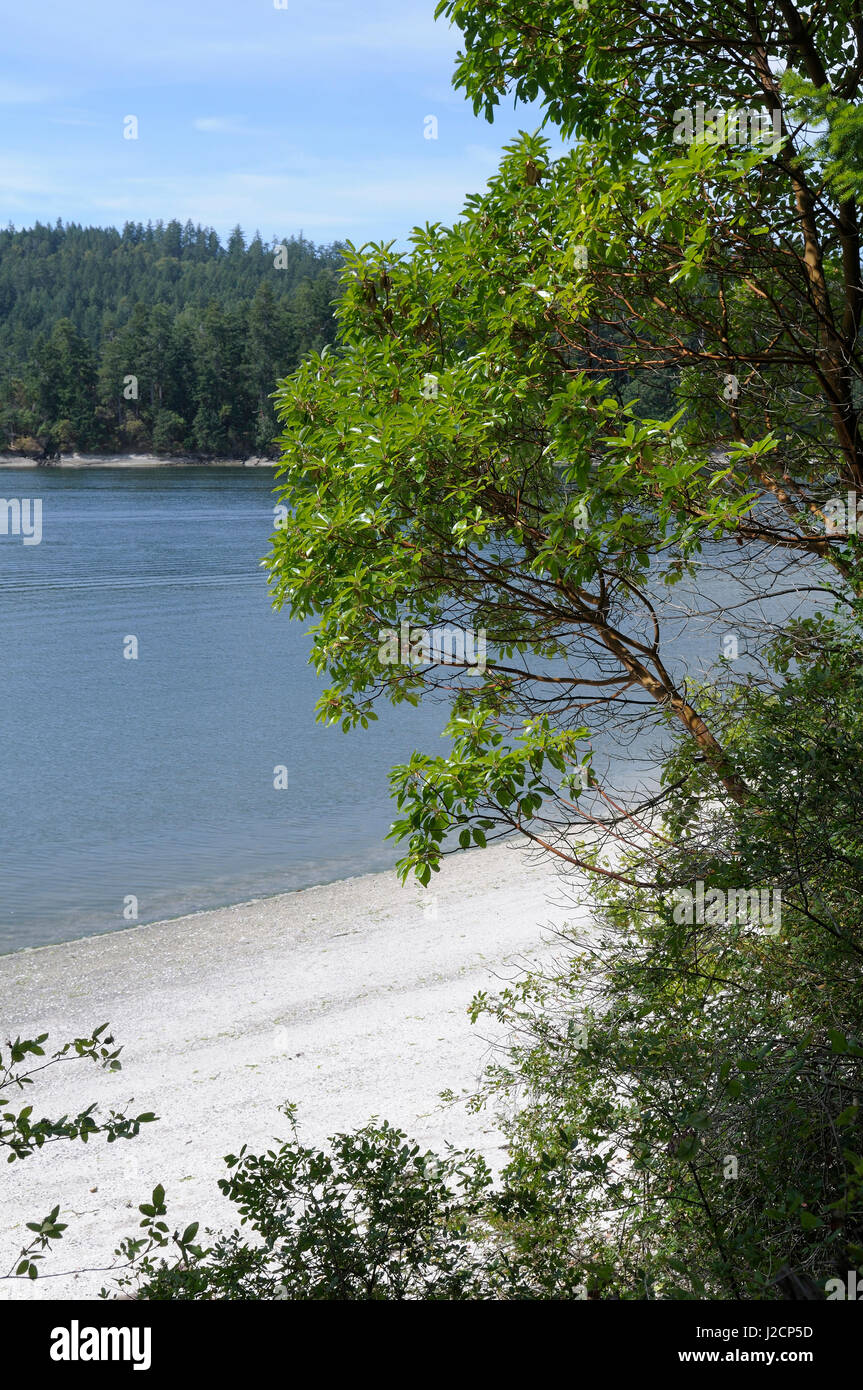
0, 453, 277, 468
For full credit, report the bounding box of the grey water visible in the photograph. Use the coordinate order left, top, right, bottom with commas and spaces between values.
0, 467, 820, 954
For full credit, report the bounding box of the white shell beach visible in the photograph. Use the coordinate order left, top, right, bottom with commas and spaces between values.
0, 839, 574, 1300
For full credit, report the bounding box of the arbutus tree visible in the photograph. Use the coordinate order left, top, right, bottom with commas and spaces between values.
267, 0, 863, 891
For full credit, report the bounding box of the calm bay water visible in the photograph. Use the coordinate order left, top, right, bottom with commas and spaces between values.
0, 466, 813, 955
0, 467, 448, 953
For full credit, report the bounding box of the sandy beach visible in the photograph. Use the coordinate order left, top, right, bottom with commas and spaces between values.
0, 839, 576, 1300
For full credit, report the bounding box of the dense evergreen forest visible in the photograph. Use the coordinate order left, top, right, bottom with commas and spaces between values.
0, 220, 343, 458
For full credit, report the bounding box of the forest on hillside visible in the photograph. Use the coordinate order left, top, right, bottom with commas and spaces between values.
0, 220, 343, 459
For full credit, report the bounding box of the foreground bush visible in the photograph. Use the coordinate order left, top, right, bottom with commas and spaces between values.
116, 1107, 494, 1301
466, 635, 863, 1300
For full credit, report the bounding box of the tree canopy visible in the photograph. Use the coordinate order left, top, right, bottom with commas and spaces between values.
268, 0, 863, 883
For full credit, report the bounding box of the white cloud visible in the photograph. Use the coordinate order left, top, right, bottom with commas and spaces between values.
194, 116, 257, 135
49, 109, 100, 128
78, 154, 500, 241
0, 156, 63, 210
0, 78, 54, 104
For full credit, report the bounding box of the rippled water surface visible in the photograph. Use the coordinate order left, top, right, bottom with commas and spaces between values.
0, 468, 449, 952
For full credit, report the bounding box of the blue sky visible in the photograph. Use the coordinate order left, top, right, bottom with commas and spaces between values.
1, 0, 547, 248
